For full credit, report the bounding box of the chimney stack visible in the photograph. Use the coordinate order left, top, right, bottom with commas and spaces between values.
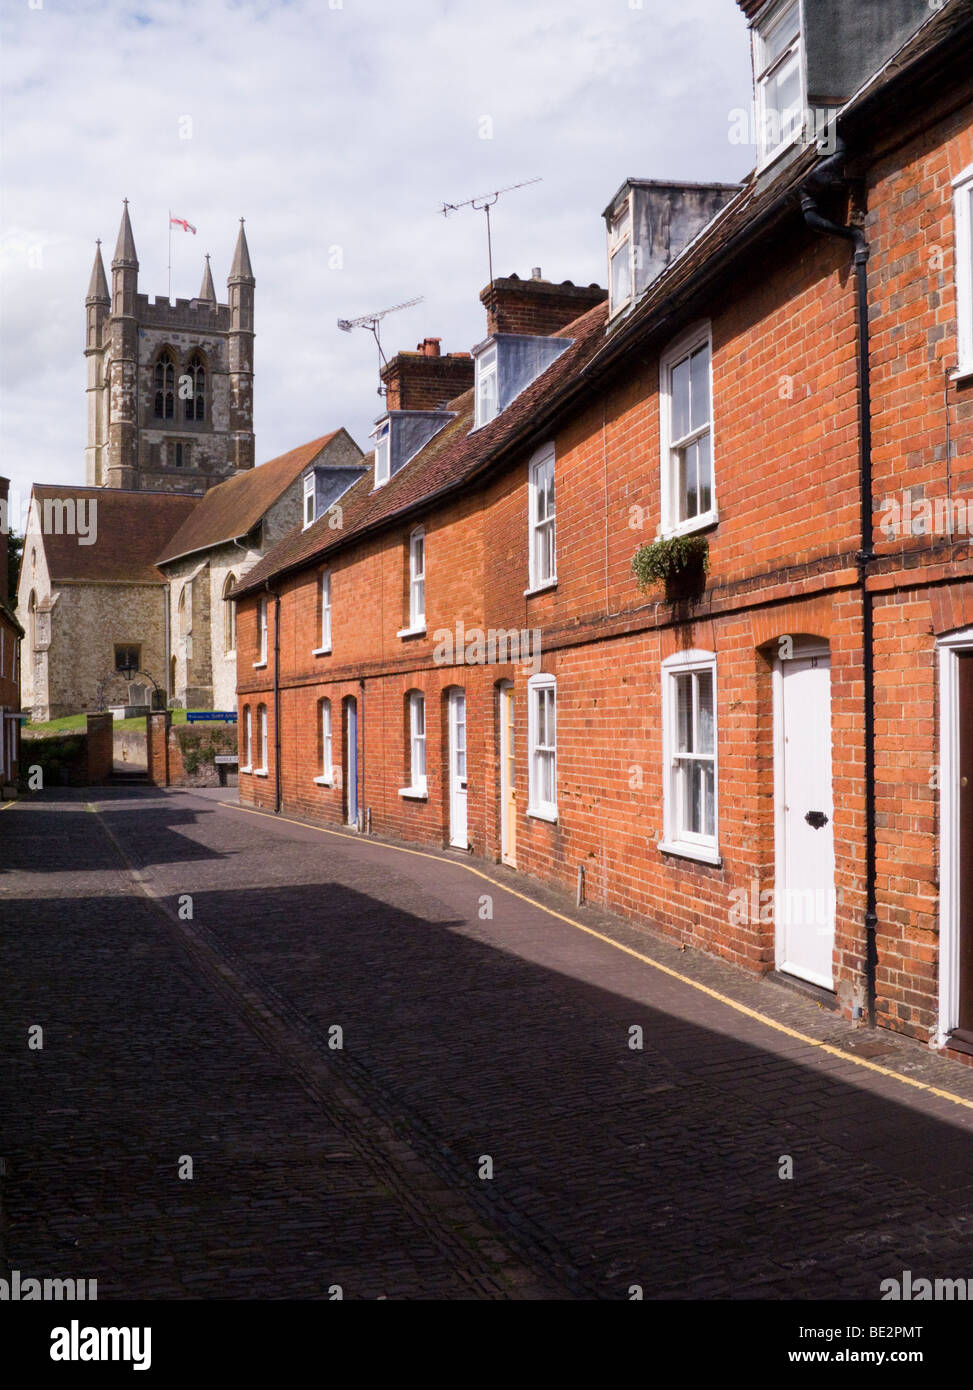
481, 273, 607, 338
381, 340, 474, 411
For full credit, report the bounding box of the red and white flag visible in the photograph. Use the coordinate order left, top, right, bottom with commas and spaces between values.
170, 215, 197, 234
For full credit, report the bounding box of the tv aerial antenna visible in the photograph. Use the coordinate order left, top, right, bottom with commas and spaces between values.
439, 176, 542, 287
337, 295, 425, 394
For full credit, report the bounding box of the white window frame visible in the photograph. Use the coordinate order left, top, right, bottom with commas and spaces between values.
608, 196, 633, 318
954, 166, 973, 378
658, 322, 717, 538
399, 690, 428, 798
372, 418, 391, 489
753, 0, 804, 169
314, 699, 334, 786
223, 575, 236, 655
401, 527, 425, 635
527, 444, 557, 593
256, 703, 268, 776
474, 343, 499, 429
313, 571, 332, 654
527, 673, 557, 822
659, 649, 720, 865
254, 596, 268, 668
303, 472, 315, 528
241, 705, 253, 773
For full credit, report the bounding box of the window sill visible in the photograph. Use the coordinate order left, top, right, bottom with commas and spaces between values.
252, 660, 267, 670
527, 805, 558, 824
398, 786, 428, 800
313, 775, 333, 787
311, 646, 332, 657
239, 765, 253, 774
396, 626, 426, 640
656, 509, 718, 542
524, 579, 557, 598
951, 365, 973, 385
253, 768, 269, 778
658, 840, 722, 868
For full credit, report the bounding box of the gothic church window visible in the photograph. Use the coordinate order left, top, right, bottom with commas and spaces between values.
184, 352, 206, 421
154, 350, 175, 419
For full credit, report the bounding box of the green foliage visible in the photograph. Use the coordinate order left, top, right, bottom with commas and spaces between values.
631, 535, 709, 591
19, 732, 86, 787
173, 722, 237, 777
7, 531, 24, 610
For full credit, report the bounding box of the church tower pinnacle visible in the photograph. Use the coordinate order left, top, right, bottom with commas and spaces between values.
226, 218, 255, 472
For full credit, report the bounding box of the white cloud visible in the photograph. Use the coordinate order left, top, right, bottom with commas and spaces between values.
0, 0, 753, 506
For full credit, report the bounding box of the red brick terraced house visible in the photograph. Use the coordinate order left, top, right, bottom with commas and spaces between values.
235, 0, 973, 1060
0, 477, 25, 792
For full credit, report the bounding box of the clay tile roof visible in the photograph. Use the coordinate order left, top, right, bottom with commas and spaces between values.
33, 486, 199, 585
234, 303, 609, 598
156, 432, 346, 565
237, 0, 971, 602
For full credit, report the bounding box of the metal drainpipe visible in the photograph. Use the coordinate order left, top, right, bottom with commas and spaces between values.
269, 586, 282, 815
163, 580, 171, 703
359, 675, 366, 832
800, 140, 878, 1026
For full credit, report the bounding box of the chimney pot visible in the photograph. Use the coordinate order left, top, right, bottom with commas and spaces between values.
381, 341, 473, 410
531, 267, 542, 280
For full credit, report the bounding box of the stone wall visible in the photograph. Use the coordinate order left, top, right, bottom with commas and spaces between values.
40, 582, 167, 722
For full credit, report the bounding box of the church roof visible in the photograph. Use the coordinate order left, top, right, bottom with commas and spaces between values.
32, 486, 199, 585
156, 432, 351, 566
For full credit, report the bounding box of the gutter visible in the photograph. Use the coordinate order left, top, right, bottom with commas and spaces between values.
263, 580, 282, 815
799, 138, 878, 1027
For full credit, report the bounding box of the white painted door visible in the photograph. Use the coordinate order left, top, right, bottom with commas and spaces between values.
776, 652, 836, 988
500, 684, 516, 867
449, 689, 468, 849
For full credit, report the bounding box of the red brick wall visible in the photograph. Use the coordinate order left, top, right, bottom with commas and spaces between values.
85, 713, 114, 785
235, 96, 973, 1051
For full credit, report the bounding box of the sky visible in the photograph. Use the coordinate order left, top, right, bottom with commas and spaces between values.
0, 0, 755, 523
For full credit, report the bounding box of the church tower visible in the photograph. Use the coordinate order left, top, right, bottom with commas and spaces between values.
84, 202, 256, 491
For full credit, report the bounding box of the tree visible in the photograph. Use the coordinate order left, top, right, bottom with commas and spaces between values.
6, 530, 23, 609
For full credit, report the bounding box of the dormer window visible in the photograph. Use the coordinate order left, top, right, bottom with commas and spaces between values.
471, 335, 571, 431
371, 411, 454, 490
373, 419, 391, 489
475, 344, 499, 428
753, 0, 803, 168
608, 201, 632, 315
303, 471, 315, 528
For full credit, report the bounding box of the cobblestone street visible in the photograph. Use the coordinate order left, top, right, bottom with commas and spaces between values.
2, 787, 972, 1300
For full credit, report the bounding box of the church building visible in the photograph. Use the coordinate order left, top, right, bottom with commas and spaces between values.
19, 203, 362, 720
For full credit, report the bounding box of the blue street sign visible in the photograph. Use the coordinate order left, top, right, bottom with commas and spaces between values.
187, 712, 238, 723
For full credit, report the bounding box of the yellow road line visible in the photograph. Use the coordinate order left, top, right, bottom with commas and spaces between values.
0, 799, 18, 811
221, 799, 973, 1113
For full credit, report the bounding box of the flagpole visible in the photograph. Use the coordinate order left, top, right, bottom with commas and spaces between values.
168, 209, 172, 301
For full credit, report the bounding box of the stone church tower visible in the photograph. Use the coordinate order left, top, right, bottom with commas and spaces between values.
84, 203, 255, 492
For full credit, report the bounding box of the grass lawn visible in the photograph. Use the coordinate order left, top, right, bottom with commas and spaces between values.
23, 709, 233, 738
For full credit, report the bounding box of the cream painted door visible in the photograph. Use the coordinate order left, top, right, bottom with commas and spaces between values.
449, 690, 468, 849
775, 652, 836, 989
500, 685, 516, 867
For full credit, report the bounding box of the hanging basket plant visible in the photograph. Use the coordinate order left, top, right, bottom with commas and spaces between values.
631, 534, 709, 594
